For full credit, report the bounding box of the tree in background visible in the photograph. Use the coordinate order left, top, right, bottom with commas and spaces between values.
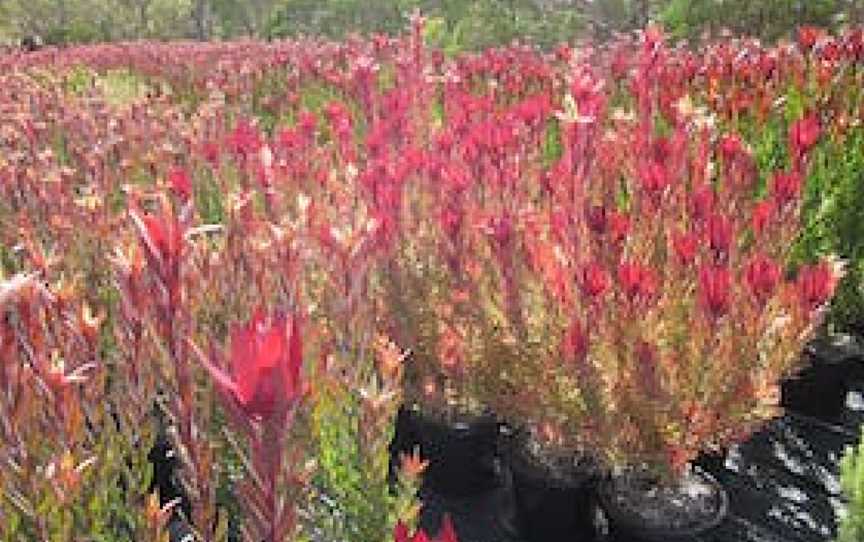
0, 0, 861, 47
661, 0, 856, 42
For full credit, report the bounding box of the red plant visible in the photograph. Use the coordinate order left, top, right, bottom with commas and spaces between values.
698, 265, 732, 318
199, 309, 303, 420
394, 516, 458, 542
191, 309, 308, 542
797, 261, 841, 312
745, 254, 782, 306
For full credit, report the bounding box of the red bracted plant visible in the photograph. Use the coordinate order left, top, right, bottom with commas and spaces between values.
394, 515, 459, 542
128, 192, 223, 538
191, 309, 308, 542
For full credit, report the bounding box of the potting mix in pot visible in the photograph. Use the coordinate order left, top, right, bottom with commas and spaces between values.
1, 10, 863, 542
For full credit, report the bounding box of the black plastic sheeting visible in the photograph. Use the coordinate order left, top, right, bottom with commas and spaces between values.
418, 334, 864, 542
163, 334, 864, 542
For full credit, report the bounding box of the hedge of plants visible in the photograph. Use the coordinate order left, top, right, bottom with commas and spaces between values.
1, 18, 863, 542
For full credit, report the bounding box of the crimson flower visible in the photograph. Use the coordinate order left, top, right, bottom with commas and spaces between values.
581, 262, 610, 300
168, 167, 192, 201
394, 516, 457, 542
227, 118, 262, 159
439, 206, 463, 241
690, 185, 715, 222
200, 141, 221, 166
698, 265, 731, 318
770, 171, 803, 209
487, 214, 514, 253
140, 214, 183, 267
745, 254, 781, 306
617, 261, 657, 302
789, 114, 821, 164
706, 213, 734, 256
640, 160, 669, 194
751, 200, 776, 236
131, 203, 184, 304
798, 26, 824, 51
672, 229, 699, 266
607, 211, 630, 243
585, 204, 607, 235
562, 319, 588, 365
719, 134, 744, 163
796, 262, 838, 312
199, 310, 303, 420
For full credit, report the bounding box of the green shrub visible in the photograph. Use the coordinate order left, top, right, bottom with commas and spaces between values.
839, 426, 864, 542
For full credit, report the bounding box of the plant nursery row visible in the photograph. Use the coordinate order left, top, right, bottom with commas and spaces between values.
1, 18, 864, 542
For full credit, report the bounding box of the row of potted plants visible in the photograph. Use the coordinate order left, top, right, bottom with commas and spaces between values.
377, 23, 845, 542
1, 17, 862, 542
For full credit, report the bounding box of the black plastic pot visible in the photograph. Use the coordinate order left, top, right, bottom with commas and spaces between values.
389, 405, 501, 497
781, 334, 864, 421
598, 467, 728, 542
506, 433, 599, 542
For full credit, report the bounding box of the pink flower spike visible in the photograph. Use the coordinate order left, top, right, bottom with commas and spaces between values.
168, 167, 192, 201
706, 214, 734, 256
581, 262, 609, 300
195, 310, 305, 422
394, 522, 410, 542
698, 265, 731, 319
672, 229, 699, 266
438, 515, 459, 542
752, 200, 776, 236
770, 171, 803, 209
745, 254, 781, 306
789, 113, 821, 157
797, 261, 839, 312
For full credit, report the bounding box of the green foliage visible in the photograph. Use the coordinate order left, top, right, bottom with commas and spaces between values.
792, 127, 864, 334
661, 0, 855, 42
2, 0, 861, 47
839, 426, 864, 542
306, 368, 421, 542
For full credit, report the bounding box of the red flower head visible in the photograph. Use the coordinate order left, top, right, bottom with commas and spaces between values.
581, 262, 610, 300
640, 160, 669, 195
167, 167, 192, 202
437, 515, 459, 542
200, 310, 304, 420
690, 185, 715, 223
698, 265, 731, 318
796, 262, 839, 312
200, 141, 221, 166
608, 211, 630, 243
770, 171, 803, 209
789, 114, 821, 163
487, 214, 514, 253
752, 200, 776, 236
130, 198, 185, 301
585, 204, 607, 235
440, 206, 463, 241
298, 111, 318, 140
226, 118, 262, 159
745, 254, 781, 306
562, 319, 589, 365
706, 213, 734, 256
798, 26, 824, 51
672, 229, 699, 266
618, 261, 657, 302
394, 516, 457, 542
719, 134, 744, 163
139, 213, 183, 269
